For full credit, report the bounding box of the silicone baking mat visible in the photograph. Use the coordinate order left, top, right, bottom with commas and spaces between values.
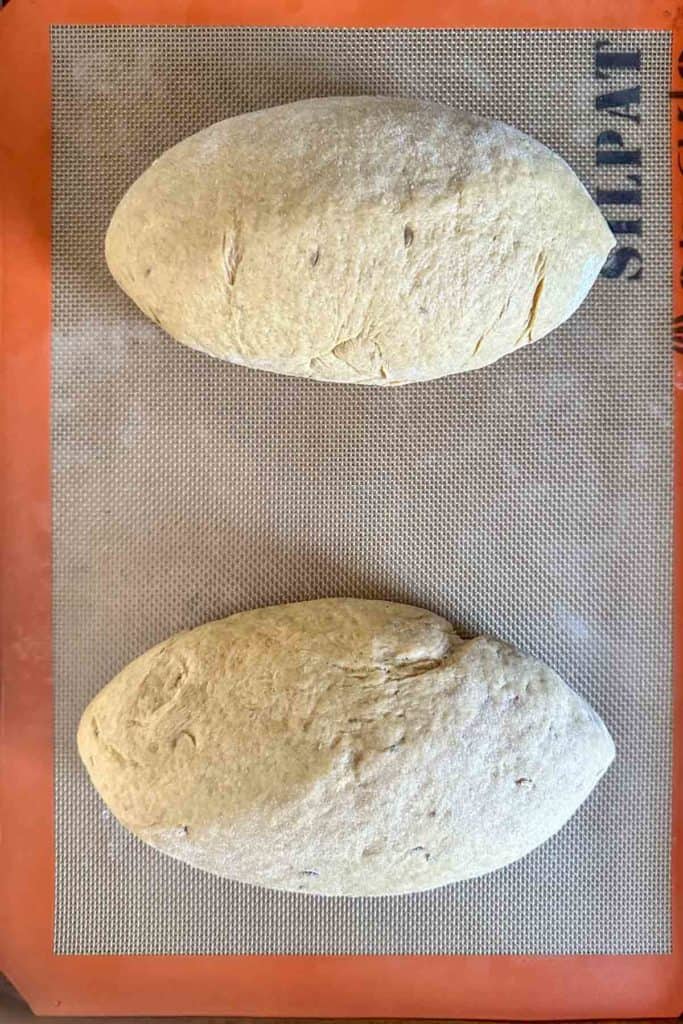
51, 26, 671, 957
2, 1, 681, 1016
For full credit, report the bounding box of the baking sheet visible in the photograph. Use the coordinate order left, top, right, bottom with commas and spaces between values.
52, 26, 671, 955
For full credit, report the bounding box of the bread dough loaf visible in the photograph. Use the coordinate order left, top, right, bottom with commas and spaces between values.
78, 599, 614, 895
106, 97, 613, 385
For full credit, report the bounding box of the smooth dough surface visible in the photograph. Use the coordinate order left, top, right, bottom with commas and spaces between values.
78, 599, 615, 895
105, 97, 614, 385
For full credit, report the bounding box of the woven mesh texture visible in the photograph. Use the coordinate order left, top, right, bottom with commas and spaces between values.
52, 26, 671, 955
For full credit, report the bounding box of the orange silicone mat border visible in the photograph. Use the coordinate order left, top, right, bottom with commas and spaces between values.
0, 0, 681, 1017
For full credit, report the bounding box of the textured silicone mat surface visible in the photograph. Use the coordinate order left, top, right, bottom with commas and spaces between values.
52, 26, 671, 955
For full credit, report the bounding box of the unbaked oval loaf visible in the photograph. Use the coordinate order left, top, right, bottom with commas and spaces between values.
78, 598, 614, 895
105, 97, 613, 386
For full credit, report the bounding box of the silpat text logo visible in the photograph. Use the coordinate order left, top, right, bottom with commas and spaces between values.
594, 38, 641, 281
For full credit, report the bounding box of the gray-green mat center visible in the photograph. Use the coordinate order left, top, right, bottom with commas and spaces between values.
52, 27, 671, 955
